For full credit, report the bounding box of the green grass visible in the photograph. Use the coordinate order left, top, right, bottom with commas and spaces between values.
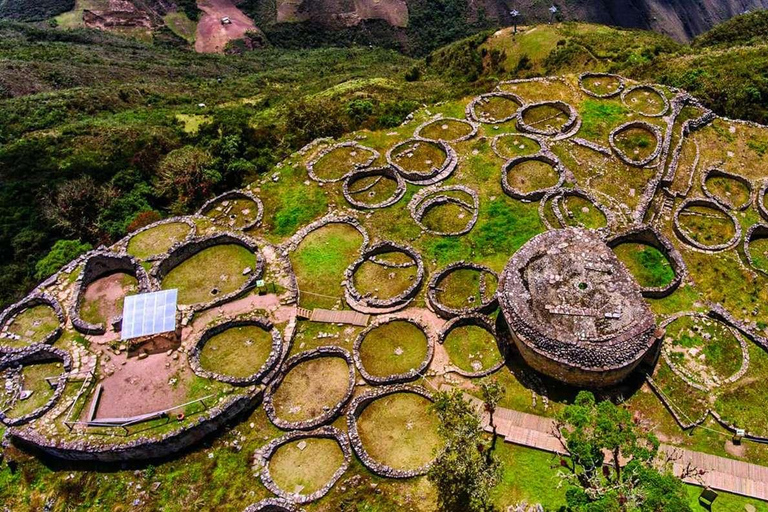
578, 100, 629, 139
271, 357, 350, 422
443, 325, 503, 374
353, 259, 417, 299
624, 86, 667, 116
520, 103, 569, 132
613, 126, 659, 161
161, 244, 256, 305
290, 223, 363, 309
347, 174, 401, 206
1, 361, 62, 418
706, 175, 751, 208
164, 12, 197, 44
556, 195, 608, 230
473, 95, 521, 122
749, 237, 768, 272
418, 119, 474, 141
356, 392, 443, 471
358, 320, 429, 377
434, 267, 497, 309
390, 140, 447, 175
198, 325, 274, 378
613, 243, 675, 288
677, 205, 737, 247
420, 201, 474, 234
127, 222, 191, 260
505, 159, 561, 194
204, 198, 260, 230
268, 437, 345, 496
580, 75, 623, 96
3, 305, 59, 348
493, 134, 541, 159
311, 144, 376, 182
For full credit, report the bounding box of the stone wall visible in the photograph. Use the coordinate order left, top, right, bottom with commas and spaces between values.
115, 216, 197, 261
465, 92, 523, 124
197, 189, 265, 230
408, 185, 479, 236
306, 141, 379, 184
578, 73, 625, 98
700, 168, 753, 211
0, 292, 65, 349
538, 187, 615, 238
342, 166, 406, 210
427, 262, 498, 319
516, 101, 579, 137
413, 116, 479, 143
501, 151, 566, 201
385, 138, 458, 185
438, 315, 505, 378
243, 498, 299, 512
621, 85, 670, 117
672, 198, 741, 252
608, 121, 663, 167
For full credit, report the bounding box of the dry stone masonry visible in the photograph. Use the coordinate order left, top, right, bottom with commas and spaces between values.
427, 262, 499, 319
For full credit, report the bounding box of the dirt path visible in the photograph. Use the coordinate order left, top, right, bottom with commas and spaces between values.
194, 0, 256, 53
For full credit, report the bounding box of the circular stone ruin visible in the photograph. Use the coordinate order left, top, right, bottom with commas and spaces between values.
344, 241, 424, 313
498, 228, 658, 387
306, 141, 379, 183
386, 138, 457, 185
621, 85, 670, 117
466, 92, 523, 124
744, 223, 768, 275
607, 224, 686, 299
701, 168, 753, 211
659, 313, 749, 392
539, 187, 613, 236
427, 262, 498, 319
609, 121, 662, 167
342, 165, 406, 209
758, 180, 768, 222
124, 216, 196, 261
491, 133, 543, 160
347, 384, 442, 478
439, 315, 505, 377
263, 346, 355, 430
414, 117, 478, 142
243, 498, 299, 512
578, 72, 625, 98
517, 101, 579, 138
353, 318, 434, 384
0, 293, 64, 350
189, 317, 282, 385
673, 198, 741, 252
501, 152, 566, 201
408, 185, 479, 236
197, 190, 264, 230
0, 346, 72, 427
257, 426, 351, 504
152, 232, 264, 309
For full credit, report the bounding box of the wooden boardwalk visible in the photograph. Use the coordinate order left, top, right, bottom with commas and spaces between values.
296, 307, 369, 327
465, 396, 768, 501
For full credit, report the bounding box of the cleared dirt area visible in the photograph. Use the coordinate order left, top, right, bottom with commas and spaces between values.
195, 0, 255, 53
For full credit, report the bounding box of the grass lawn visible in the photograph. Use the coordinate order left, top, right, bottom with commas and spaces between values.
624, 87, 667, 116
204, 198, 260, 230
127, 222, 191, 260
558, 195, 608, 229
677, 205, 737, 247
613, 242, 675, 288
271, 357, 350, 422
580, 75, 623, 97
421, 201, 473, 234
164, 12, 197, 44
290, 223, 363, 309
4, 305, 59, 348
356, 392, 442, 471
706, 175, 751, 208
175, 114, 210, 135
505, 159, 561, 194
390, 140, 447, 175
311, 145, 376, 181
1, 362, 62, 418
493, 134, 541, 159
749, 236, 768, 271
418, 119, 474, 141
198, 325, 274, 378
434, 268, 497, 310
268, 437, 345, 495
161, 244, 256, 305
358, 320, 429, 377
474, 96, 521, 122
520, 103, 570, 132
443, 325, 503, 374
613, 126, 659, 161
347, 174, 400, 207
353, 259, 417, 299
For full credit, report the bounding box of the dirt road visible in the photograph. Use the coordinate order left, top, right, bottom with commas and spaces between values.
195, 0, 256, 53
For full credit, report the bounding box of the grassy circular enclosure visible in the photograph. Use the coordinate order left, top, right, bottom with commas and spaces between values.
310, 144, 377, 182
357, 320, 430, 380
703, 169, 752, 210
198, 324, 275, 379
622, 85, 668, 116
420, 197, 474, 235
580, 73, 624, 97
127, 221, 192, 260
80, 273, 138, 326
434, 268, 498, 311
492, 134, 541, 159
355, 391, 442, 472
471, 93, 522, 123
269, 355, 352, 424
416, 118, 476, 142
543, 192, 609, 231
613, 243, 675, 289
612, 125, 659, 163
353, 251, 418, 300
268, 437, 346, 496
662, 314, 747, 389
504, 158, 562, 197
747, 226, 768, 273
290, 223, 364, 309
161, 244, 256, 305
204, 197, 261, 230
442, 322, 504, 376
0, 361, 63, 420
343, 166, 405, 209
3, 305, 59, 349
520, 103, 573, 134
388, 139, 448, 177
675, 203, 738, 249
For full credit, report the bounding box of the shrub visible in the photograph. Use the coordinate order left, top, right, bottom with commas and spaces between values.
35, 239, 92, 279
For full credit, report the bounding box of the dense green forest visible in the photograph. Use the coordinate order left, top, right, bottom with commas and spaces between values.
1, 12, 768, 309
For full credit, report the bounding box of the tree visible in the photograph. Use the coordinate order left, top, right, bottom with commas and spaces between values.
156, 146, 219, 212
35, 239, 92, 280
43, 176, 116, 240
555, 391, 694, 511
479, 378, 504, 455
428, 390, 501, 512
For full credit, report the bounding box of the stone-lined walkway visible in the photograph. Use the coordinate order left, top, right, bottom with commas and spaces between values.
297, 307, 370, 326
466, 396, 768, 501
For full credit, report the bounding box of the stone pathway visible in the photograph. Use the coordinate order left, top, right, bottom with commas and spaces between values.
465, 396, 768, 501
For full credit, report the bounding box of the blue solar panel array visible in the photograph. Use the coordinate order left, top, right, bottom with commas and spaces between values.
121, 289, 178, 340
